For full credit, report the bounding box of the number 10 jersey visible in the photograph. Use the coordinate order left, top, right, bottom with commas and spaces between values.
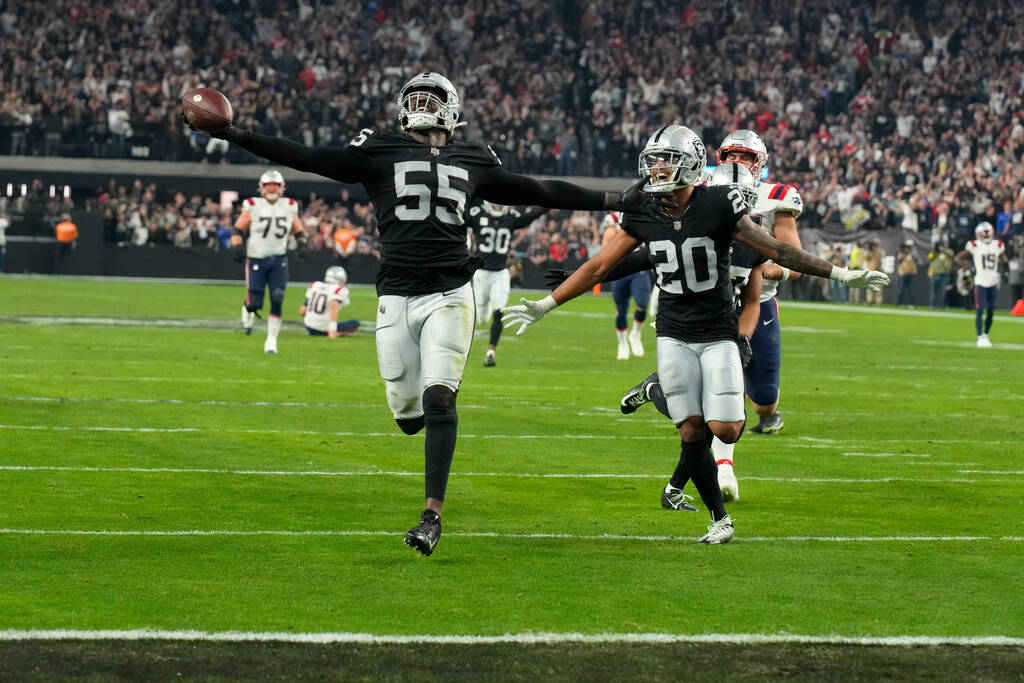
242, 196, 299, 258
621, 185, 745, 343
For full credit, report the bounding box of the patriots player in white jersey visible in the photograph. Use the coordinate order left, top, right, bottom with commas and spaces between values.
300, 266, 360, 337
955, 222, 1007, 347
505, 126, 888, 544
234, 169, 307, 353
716, 130, 801, 438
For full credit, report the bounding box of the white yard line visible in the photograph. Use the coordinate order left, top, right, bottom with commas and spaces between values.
0, 629, 1020, 646
0, 528, 1020, 543
0, 465, 1016, 483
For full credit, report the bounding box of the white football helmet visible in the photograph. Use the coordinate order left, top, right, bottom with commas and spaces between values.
482, 201, 509, 217
707, 162, 757, 212
324, 266, 348, 285
975, 222, 995, 243
259, 169, 285, 201
398, 72, 461, 133
717, 129, 769, 179
638, 125, 707, 193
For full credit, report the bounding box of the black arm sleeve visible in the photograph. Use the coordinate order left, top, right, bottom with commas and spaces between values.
220, 127, 374, 184
601, 248, 653, 283
475, 168, 607, 210
510, 206, 548, 230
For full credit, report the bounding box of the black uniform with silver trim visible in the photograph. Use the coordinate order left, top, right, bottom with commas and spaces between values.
621, 185, 745, 343
468, 204, 546, 271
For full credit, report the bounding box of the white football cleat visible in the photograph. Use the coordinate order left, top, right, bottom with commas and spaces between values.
699, 515, 734, 545
628, 326, 644, 357
264, 339, 278, 354
977, 334, 992, 348
241, 306, 255, 335
718, 462, 739, 502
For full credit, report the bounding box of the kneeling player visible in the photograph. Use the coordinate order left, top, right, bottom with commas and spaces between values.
300, 266, 360, 337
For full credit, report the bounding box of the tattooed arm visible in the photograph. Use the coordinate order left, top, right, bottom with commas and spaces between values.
733, 215, 890, 290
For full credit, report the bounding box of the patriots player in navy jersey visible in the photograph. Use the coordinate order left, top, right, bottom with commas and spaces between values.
505, 126, 888, 544
467, 201, 548, 367
183, 73, 651, 556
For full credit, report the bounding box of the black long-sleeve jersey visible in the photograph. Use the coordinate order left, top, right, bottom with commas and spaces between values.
468, 204, 547, 271
222, 127, 610, 295
621, 185, 745, 343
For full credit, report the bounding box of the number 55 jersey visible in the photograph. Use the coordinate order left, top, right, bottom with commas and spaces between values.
346, 131, 501, 295
243, 196, 299, 258
621, 185, 746, 343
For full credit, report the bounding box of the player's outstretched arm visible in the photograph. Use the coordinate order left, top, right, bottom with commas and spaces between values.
477, 172, 651, 214
545, 248, 653, 289
502, 230, 638, 335
733, 216, 890, 290
214, 127, 373, 184
510, 206, 549, 230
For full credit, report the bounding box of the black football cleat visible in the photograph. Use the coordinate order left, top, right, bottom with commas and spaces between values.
620, 372, 659, 414
404, 509, 442, 556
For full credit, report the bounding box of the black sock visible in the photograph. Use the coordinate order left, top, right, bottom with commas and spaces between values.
489, 310, 503, 347
423, 385, 458, 502
649, 380, 671, 419
681, 435, 727, 521
669, 454, 691, 490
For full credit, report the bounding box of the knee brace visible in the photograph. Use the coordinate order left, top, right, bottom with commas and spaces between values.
423, 384, 457, 418
269, 288, 286, 317
396, 415, 426, 435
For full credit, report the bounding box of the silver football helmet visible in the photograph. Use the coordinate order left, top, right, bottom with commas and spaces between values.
717, 129, 769, 179
975, 222, 995, 243
324, 266, 348, 286
398, 72, 461, 133
259, 169, 285, 201
482, 201, 509, 217
708, 162, 758, 212
638, 125, 707, 193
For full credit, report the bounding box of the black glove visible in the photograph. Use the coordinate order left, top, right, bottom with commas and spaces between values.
295, 236, 308, 260
607, 177, 648, 214
544, 269, 571, 290
232, 243, 246, 262
737, 334, 753, 369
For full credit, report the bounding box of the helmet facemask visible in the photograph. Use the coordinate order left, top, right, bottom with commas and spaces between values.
639, 147, 703, 193
398, 73, 461, 133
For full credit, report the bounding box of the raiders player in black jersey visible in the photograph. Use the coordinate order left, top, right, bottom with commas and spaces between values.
468, 201, 548, 367
183, 72, 652, 557
504, 125, 889, 545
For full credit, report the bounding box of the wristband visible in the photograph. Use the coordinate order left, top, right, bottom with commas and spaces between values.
329, 321, 338, 333
538, 294, 558, 311
829, 266, 847, 282
605, 192, 623, 211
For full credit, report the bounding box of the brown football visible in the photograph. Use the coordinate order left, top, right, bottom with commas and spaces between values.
182, 88, 233, 132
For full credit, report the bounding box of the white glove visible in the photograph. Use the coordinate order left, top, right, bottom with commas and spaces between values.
501, 295, 558, 335
830, 266, 890, 291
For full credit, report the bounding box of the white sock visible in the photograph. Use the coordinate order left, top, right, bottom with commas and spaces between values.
712, 436, 734, 466
616, 329, 628, 345
630, 320, 642, 336
267, 315, 282, 342
241, 304, 249, 324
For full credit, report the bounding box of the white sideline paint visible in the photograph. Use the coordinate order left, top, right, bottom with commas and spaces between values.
0, 528, 1021, 543
842, 452, 931, 458
0, 629, 1020, 646
0, 465, 1015, 484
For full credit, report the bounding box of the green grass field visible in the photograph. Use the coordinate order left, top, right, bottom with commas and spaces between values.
1, 276, 1022, 680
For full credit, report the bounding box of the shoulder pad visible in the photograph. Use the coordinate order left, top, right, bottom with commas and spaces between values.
309, 281, 316, 288
997, 240, 1005, 248
334, 286, 344, 295
245, 198, 256, 206
447, 141, 502, 168
969, 240, 977, 247
288, 198, 296, 206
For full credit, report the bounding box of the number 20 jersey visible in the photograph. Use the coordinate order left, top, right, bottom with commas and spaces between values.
242, 196, 299, 258
346, 131, 501, 295
621, 185, 745, 343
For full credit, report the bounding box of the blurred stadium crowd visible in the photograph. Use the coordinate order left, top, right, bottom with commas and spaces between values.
1, 0, 1024, 276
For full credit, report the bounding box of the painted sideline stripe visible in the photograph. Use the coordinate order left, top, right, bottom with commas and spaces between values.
0, 466, 1015, 483
0, 528, 1020, 543
0, 629, 1019, 646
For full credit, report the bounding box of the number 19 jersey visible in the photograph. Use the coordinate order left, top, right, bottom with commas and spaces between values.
243, 196, 299, 258
621, 185, 745, 343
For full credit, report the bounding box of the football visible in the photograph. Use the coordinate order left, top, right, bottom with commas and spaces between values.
182, 88, 233, 132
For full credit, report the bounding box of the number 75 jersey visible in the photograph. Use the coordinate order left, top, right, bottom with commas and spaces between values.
621, 185, 746, 343
242, 196, 299, 258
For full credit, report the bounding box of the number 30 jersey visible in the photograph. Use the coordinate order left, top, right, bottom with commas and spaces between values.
346, 131, 501, 294
242, 196, 299, 258
621, 185, 745, 343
